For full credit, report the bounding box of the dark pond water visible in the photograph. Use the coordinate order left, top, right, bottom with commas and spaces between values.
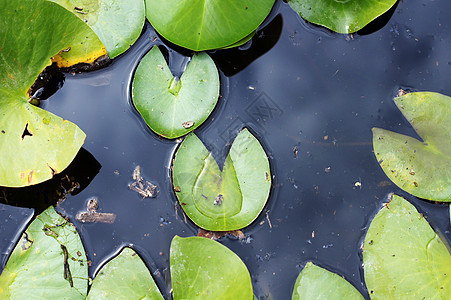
1, 0, 451, 298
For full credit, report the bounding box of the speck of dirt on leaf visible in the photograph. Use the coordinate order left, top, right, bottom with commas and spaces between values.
182, 121, 194, 129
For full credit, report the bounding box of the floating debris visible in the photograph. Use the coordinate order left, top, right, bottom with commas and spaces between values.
197, 229, 246, 241
354, 180, 362, 188
182, 121, 194, 129
213, 194, 223, 206
75, 197, 116, 224
129, 165, 158, 199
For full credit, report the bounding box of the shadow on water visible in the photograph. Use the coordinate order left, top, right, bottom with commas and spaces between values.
0, 148, 101, 214
1, 0, 451, 299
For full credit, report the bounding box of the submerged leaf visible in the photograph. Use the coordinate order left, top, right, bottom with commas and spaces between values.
0, 0, 98, 187
292, 262, 363, 300
172, 128, 271, 231
87, 247, 163, 299
363, 194, 451, 299
132, 46, 219, 139
50, 0, 145, 58
287, 0, 397, 33
145, 0, 275, 50
372, 92, 451, 202
0, 206, 88, 298
170, 236, 253, 299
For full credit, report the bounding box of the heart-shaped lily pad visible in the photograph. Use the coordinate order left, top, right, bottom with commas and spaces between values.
372, 92, 451, 202
287, 0, 397, 34
145, 0, 276, 51
87, 247, 163, 299
132, 46, 219, 139
170, 236, 253, 299
172, 128, 271, 231
363, 194, 451, 298
0, 206, 88, 298
50, 0, 145, 59
292, 262, 364, 300
0, 0, 109, 187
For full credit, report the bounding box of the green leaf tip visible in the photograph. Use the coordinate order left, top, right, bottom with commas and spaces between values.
87, 247, 163, 299
170, 236, 253, 299
292, 261, 364, 300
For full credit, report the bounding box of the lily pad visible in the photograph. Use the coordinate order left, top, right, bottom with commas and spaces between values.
50, 0, 145, 58
363, 194, 451, 298
145, 0, 276, 50
287, 0, 397, 34
372, 92, 451, 202
87, 247, 163, 299
172, 128, 271, 231
0, 206, 88, 298
0, 0, 103, 187
170, 236, 253, 299
292, 262, 364, 300
132, 46, 219, 139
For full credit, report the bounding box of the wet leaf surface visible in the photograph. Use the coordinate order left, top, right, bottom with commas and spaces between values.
292, 262, 363, 299
0, 206, 88, 298
87, 247, 163, 299
373, 92, 451, 202
172, 128, 271, 231
287, 0, 397, 33
132, 46, 219, 139
50, 0, 145, 58
170, 236, 253, 299
363, 194, 451, 298
146, 0, 276, 50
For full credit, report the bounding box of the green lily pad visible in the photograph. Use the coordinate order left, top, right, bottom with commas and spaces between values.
292, 262, 364, 300
87, 247, 163, 299
172, 128, 271, 231
372, 92, 451, 202
287, 0, 397, 34
170, 236, 253, 299
50, 0, 145, 58
363, 194, 451, 298
132, 46, 219, 139
0, 0, 100, 187
0, 206, 88, 298
145, 0, 276, 51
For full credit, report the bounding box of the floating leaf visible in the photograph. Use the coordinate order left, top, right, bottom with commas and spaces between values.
292, 262, 364, 300
372, 92, 451, 202
132, 46, 219, 139
87, 247, 163, 299
363, 194, 451, 298
172, 128, 271, 231
0, 0, 100, 187
170, 236, 253, 299
287, 0, 397, 33
145, 0, 276, 50
0, 206, 88, 298
50, 0, 145, 58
